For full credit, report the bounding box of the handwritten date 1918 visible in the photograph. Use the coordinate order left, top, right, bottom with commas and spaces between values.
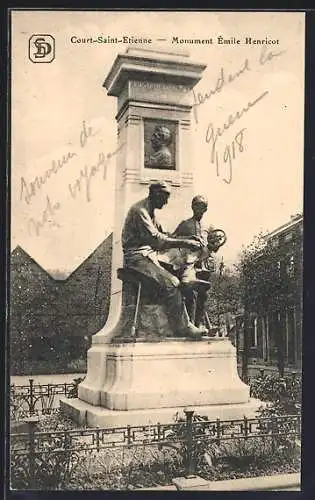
213, 128, 246, 184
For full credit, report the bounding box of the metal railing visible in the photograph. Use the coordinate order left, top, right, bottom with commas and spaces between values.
11, 410, 301, 488
10, 378, 84, 421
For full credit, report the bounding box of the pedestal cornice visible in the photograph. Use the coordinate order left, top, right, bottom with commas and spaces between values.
104, 50, 206, 97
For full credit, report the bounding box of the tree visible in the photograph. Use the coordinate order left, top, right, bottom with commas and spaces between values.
206, 258, 243, 333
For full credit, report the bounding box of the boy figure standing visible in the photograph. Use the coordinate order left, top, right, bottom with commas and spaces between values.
159, 196, 225, 328
172, 195, 211, 327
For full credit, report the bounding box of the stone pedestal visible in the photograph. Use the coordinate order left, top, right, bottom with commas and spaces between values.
61, 338, 261, 427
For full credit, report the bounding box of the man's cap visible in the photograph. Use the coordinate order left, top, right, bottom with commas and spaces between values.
149, 182, 171, 194
192, 195, 208, 206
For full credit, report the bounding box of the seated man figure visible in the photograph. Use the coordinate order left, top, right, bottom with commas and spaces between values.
158, 196, 226, 327
122, 182, 208, 339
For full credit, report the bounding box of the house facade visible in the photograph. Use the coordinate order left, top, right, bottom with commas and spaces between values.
235, 215, 303, 374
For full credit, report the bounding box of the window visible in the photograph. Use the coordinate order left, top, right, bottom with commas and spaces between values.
276, 260, 281, 278
284, 232, 293, 242
253, 317, 258, 347
286, 255, 295, 277
249, 317, 258, 348
286, 307, 296, 364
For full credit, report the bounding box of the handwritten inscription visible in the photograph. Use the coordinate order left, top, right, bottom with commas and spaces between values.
20, 120, 99, 207
259, 45, 286, 65
193, 58, 251, 124
215, 129, 246, 184
197, 45, 286, 183
69, 152, 107, 202
28, 196, 61, 236
20, 151, 77, 205
22, 119, 124, 237
193, 46, 286, 124
79, 119, 99, 148
206, 91, 268, 183
68, 143, 124, 203
205, 90, 268, 159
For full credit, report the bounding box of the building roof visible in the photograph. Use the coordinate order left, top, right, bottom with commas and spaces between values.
266, 214, 303, 240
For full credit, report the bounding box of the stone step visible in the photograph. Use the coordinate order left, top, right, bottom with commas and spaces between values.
172, 472, 300, 491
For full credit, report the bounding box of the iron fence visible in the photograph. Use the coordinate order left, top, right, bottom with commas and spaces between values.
10, 378, 84, 421
10, 410, 301, 488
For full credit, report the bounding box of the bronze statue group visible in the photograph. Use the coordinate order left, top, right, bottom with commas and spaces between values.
122, 182, 226, 340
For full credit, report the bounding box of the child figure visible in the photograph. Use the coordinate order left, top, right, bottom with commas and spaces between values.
158, 227, 225, 283
157, 194, 227, 327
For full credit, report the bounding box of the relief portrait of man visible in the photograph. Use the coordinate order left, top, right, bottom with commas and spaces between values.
148, 125, 173, 169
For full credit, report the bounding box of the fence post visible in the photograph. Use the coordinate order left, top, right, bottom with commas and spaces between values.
297, 414, 301, 437
64, 429, 72, 482
243, 416, 249, 440
127, 425, 132, 446
295, 415, 301, 453
26, 415, 39, 489
29, 379, 35, 415
271, 416, 276, 453
242, 305, 250, 384
184, 408, 195, 478
47, 383, 52, 410
216, 418, 221, 446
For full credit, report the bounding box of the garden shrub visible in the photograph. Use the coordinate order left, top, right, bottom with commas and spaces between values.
10, 335, 90, 376
66, 446, 184, 490
250, 372, 302, 415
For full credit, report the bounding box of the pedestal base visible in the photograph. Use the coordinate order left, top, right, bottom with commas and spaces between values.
77, 338, 249, 409
60, 397, 262, 427
60, 338, 262, 426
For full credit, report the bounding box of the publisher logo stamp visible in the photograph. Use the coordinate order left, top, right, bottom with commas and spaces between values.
29, 35, 55, 63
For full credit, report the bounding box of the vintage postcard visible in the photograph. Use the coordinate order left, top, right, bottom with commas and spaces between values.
9, 10, 304, 492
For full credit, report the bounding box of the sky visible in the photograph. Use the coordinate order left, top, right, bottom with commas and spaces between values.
11, 11, 305, 276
